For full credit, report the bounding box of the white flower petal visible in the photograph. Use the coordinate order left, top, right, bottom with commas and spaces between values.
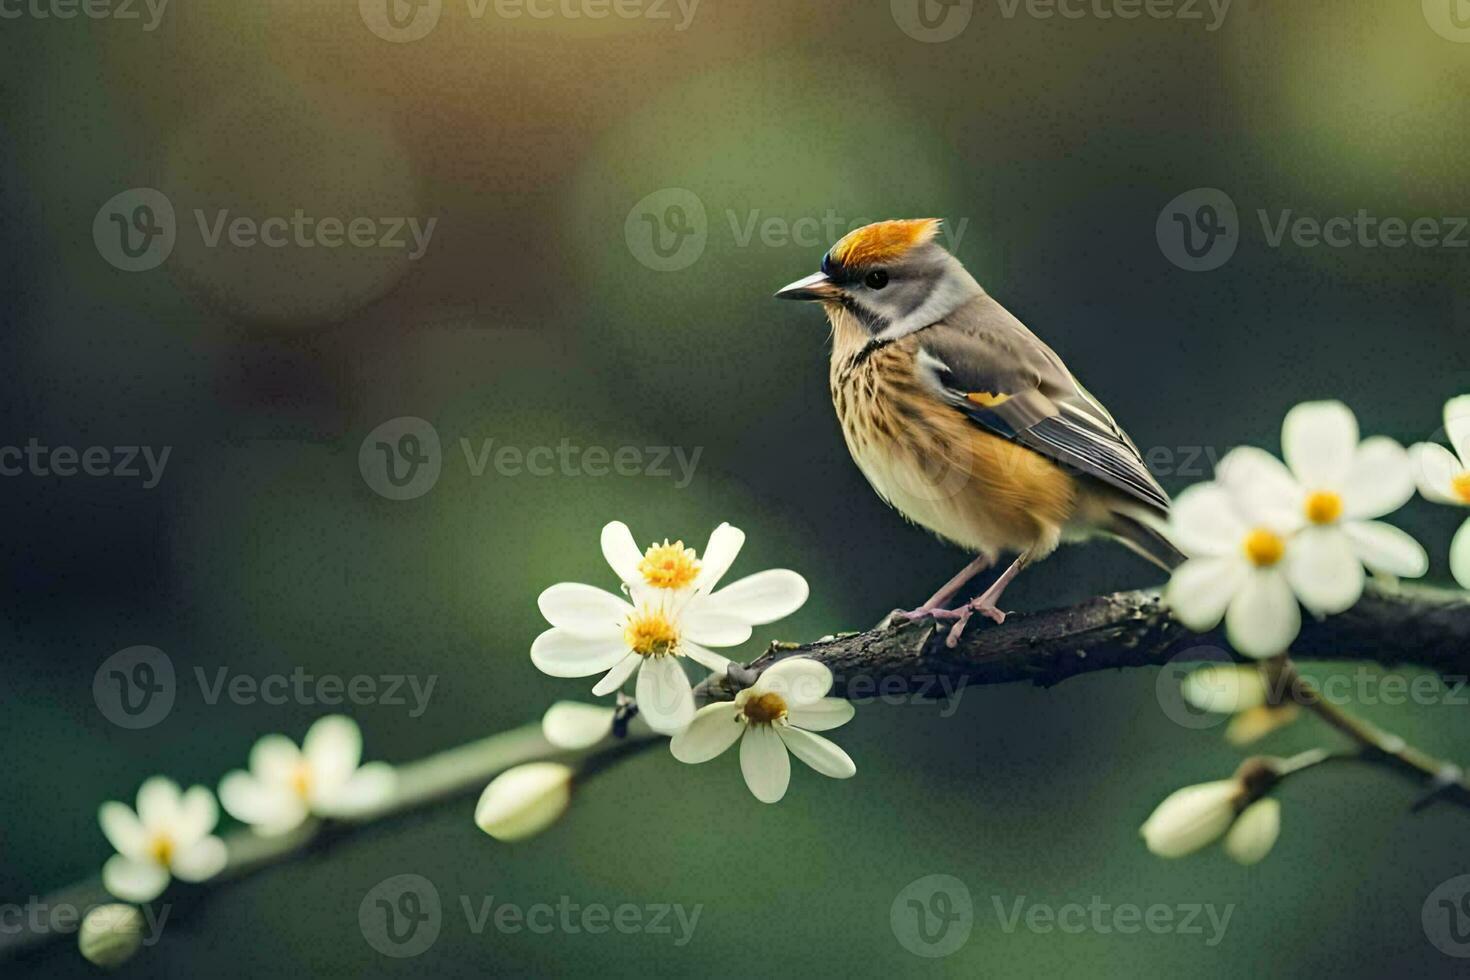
1342, 437, 1414, 519
541, 701, 616, 749
601, 521, 644, 587
321, 762, 396, 817
250, 734, 303, 784
1342, 520, 1428, 578
1410, 442, 1465, 505
635, 656, 695, 734
1225, 569, 1301, 659
1222, 798, 1281, 865
1168, 483, 1248, 558
474, 762, 572, 841
135, 776, 182, 833
530, 628, 631, 678
693, 523, 745, 593
1165, 556, 1247, 632
786, 697, 856, 732
1446, 395, 1470, 465
777, 726, 855, 779
703, 570, 809, 625
739, 725, 790, 803
1284, 526, 1364, 615
102, 855, 169, 904
1217, 447, 1304, 533
219, 771, 307, 833
682, 642, 732, 675
98, 802, 146, 858
303, 715, 363, 791
1140, 780, 1238, 858
590, 653, 640, 696
752, 657, 833, 706
1282, 400, 1358, 489
1453, 517, 1470, 590
680, 607, 753, 647
536, 583, 631, 639
173, 786, 219, 845
669, 703, 744, 763
171, 836, 227, 882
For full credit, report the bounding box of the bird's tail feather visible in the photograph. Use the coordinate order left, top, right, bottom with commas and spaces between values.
1109, 512, 1186, 572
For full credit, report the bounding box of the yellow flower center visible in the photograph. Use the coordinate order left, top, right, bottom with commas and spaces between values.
637, 540, 701, 590
290, 763, 313, 800
623, 610, 680, 657
1303, 490, 1343, 525
1454, 472, 1470, 504
739, 691, 788, 725
148, 834, 174, 866
1243, 528, 1286, 567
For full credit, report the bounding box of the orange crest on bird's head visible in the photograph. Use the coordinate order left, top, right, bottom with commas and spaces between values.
828, 218, 943, 269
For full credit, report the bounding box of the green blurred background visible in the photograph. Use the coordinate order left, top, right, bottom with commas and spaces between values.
3, 0, 1470, 976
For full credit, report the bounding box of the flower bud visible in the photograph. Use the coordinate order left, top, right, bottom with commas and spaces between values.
1140, 780, 1240, 858
78, 903, 145, 970
1181, 664, 1268, 714
541, 702, 615, 750
1222, 798, 1281, 865
474, 763, 572, 841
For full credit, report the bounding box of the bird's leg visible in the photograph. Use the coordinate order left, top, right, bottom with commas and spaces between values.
945, 551, 1031, 647
896, 554, 993, 622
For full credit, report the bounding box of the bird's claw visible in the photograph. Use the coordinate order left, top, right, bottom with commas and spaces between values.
944, 603, 1007, 647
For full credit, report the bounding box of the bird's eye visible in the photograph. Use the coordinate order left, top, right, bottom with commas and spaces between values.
864, 270, 889, 289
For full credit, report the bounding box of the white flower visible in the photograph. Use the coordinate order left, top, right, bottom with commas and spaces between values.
475, 762, 572, 841
1164, 482, 1303, 658
600, 520, 810, 625
1222, 798, 1281, 865
1410, 394, 1470, 588
541, 701, 618, 749
99, 776, 227, 902
218, 716, 395, 835
669, 657, 856, 803
1140, 780, 1281, 864
1218, 401, 1425, 613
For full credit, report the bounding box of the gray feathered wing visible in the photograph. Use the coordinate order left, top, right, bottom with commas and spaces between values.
914, 294, 1172, 519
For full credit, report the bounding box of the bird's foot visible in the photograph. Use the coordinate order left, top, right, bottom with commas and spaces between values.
878, 605, 964, 630
944, 601, 1007, 647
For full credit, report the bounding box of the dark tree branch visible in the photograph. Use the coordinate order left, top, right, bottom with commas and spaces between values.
706, 583, 1470, 699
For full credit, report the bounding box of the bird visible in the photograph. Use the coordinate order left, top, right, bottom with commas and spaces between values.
775, 218, 1183, 645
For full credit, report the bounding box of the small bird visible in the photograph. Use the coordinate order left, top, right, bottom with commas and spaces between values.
775, 218, 1182, 644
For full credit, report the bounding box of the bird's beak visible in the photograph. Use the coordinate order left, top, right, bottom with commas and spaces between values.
774, 271, 839, 302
